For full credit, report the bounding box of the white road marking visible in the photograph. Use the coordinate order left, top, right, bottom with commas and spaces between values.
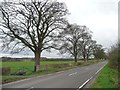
89, 76, 93, 80
95, 63, 106, 75
3, 61, 108, 88
26, 87, 34, 90
78, 62, 107, 89
78, 79, 90, 89
69, 72, 77, 76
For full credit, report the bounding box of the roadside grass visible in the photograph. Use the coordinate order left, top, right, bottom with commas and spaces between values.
1, 60, 104, 84
1, 61, 74, 74
91, 64, 118, 88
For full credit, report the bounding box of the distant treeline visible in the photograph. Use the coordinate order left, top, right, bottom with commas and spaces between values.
46, 58, 95, 61
0, 57, 45, 62
0, 57, 94, 62
0, 57, 72, 62
0, 57, 33, 62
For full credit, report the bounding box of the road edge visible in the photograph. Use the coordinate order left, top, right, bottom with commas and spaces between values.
78, 62, 107, 89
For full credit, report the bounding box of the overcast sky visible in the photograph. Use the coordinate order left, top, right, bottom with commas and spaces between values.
0, 0, 118, 58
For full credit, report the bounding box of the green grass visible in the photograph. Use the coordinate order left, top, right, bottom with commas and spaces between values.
0, 60, 74, 67
92, 64, 118, 88
1, 61, 74, 74
1, 60, 104, 84
1, 60, 77, 83
1, 60, 99, 74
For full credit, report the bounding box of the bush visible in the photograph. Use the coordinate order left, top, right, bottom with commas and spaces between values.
108, 42, 119, 88
108, 43, 119, 70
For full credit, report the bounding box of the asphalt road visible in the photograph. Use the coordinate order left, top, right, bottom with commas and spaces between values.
2, 61, 108, 89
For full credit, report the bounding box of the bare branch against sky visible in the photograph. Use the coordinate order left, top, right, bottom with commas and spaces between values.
0, 0, 118, 58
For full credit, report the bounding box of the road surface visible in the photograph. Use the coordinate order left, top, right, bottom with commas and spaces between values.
2, 61, 107, 90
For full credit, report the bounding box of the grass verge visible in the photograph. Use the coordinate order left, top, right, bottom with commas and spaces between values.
91, 64, 118, 88
1, 60, 104, 84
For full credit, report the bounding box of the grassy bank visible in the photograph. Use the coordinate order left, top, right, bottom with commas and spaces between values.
1, 60, 104, 84
91, 64, 118, 88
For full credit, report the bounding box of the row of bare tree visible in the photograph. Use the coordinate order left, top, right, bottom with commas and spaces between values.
53, 24, 106, 63
0, 0, 106, 72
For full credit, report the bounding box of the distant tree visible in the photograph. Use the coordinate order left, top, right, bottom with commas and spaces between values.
79, 26, 92, 61
0, 0, 68, 72
53, 24, 82, 62
85, 40, 97, 60
93, 44, 106, 59
54, 24, 92, 62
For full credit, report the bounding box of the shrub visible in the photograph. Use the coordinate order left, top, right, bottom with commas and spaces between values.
108, 42, 119, 88
108, 43, 119, 70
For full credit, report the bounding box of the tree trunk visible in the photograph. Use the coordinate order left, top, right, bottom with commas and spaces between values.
34, 51, 41, 72
74, 55, 77, 63
83, 52, 86, 62
86, 54, 89, 61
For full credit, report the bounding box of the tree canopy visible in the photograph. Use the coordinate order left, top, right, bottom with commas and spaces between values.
0, 0, 106, 71
0, 0, 68, 71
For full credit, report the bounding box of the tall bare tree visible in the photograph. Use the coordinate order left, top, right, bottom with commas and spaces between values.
79, 26, 92, 61
54, 24, 88, 62
0, 0, 68, 71
85, 40, 96, 60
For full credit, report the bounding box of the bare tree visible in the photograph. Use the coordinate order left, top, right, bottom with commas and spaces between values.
79, 26, 92, 61
85, 40, 96, 60
54, 24, 87, 62
93, 44, 106, 60
0, 0, 68, 71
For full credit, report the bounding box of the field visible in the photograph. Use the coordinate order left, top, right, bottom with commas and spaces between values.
1, 60, 103, 84
91, 64, 118, 88
1, 60, 74, 74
